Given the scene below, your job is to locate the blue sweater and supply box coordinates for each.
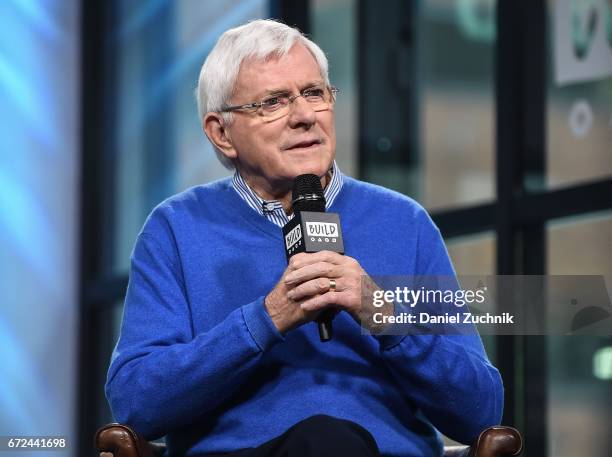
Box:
[106,176,503,457]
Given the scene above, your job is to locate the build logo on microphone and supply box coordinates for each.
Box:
[282,212,344,260]
[306,222,338,243]
[285,224,303,252]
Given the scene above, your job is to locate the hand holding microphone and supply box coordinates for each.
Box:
[281,174,343,341]
[265,174,379,341]
[265,249,383,338]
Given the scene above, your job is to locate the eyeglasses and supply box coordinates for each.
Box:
[220,85,339,121]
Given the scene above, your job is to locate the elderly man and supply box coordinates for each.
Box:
[106,19,503,457]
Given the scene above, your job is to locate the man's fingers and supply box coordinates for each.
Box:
[300,291,344,312]
[299,290,360,314]
[289,277,340,300]
[288,251,344,270]
[284,261,338,285]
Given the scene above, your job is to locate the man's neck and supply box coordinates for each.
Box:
[240,171,331,215]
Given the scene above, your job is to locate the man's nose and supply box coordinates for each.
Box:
[287,96,316,128]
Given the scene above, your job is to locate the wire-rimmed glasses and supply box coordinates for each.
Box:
[220,85,339,122]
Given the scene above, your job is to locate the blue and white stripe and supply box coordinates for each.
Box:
[232,161,344,227]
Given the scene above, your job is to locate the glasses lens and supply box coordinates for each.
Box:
[260,95,289,115]
[307,87,336,113]
[259,86,337,120]
[304,87,326,103]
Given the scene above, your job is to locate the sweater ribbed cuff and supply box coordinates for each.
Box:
[242,297,284,351]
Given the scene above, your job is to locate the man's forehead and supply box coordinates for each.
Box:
[234,44,323,97]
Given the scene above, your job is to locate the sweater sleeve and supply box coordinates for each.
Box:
[105,230,284,440]
[374,208,504,444]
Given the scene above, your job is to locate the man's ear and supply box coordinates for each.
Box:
[203,113,238,161]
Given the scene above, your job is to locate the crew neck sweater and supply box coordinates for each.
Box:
[232,160,343,227]
[106,175,503,457]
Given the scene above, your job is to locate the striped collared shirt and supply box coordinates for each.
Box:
[232,161,343,227]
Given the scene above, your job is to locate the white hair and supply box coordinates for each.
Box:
[196,19,330,169]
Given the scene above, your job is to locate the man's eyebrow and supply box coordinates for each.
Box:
[258,81,325,97]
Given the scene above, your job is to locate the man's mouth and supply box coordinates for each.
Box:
[285,139,322,150]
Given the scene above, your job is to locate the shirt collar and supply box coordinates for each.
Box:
[232,161,344,227]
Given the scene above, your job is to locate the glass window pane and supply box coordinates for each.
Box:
[111,0,268,274]
[447,232,496,275]
[357,0,496,210]
[547,212,612,457]
[419,0,496,210]
[312,0,358,177]
[544,1,612,191]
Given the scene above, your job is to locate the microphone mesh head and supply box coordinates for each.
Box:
[292,174,326,212]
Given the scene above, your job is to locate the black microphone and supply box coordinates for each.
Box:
[282,174,344,342]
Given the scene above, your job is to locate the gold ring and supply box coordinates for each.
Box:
[329,278,336,292]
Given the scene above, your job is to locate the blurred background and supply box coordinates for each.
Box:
[1,0,611,456]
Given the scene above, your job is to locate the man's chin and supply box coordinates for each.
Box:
[288,158,334,180]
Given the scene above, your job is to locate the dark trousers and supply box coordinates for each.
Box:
[204,414,381,457]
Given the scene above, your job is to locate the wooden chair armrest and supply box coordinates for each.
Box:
[96,423,522,457]
[95,423,165,457]
[444,426,523,457]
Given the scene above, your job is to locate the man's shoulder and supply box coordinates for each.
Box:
[158,177,232,210]
[340,175,427,218]
[142,177,233,231]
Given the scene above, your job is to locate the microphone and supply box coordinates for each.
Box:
[282,174,345,342]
